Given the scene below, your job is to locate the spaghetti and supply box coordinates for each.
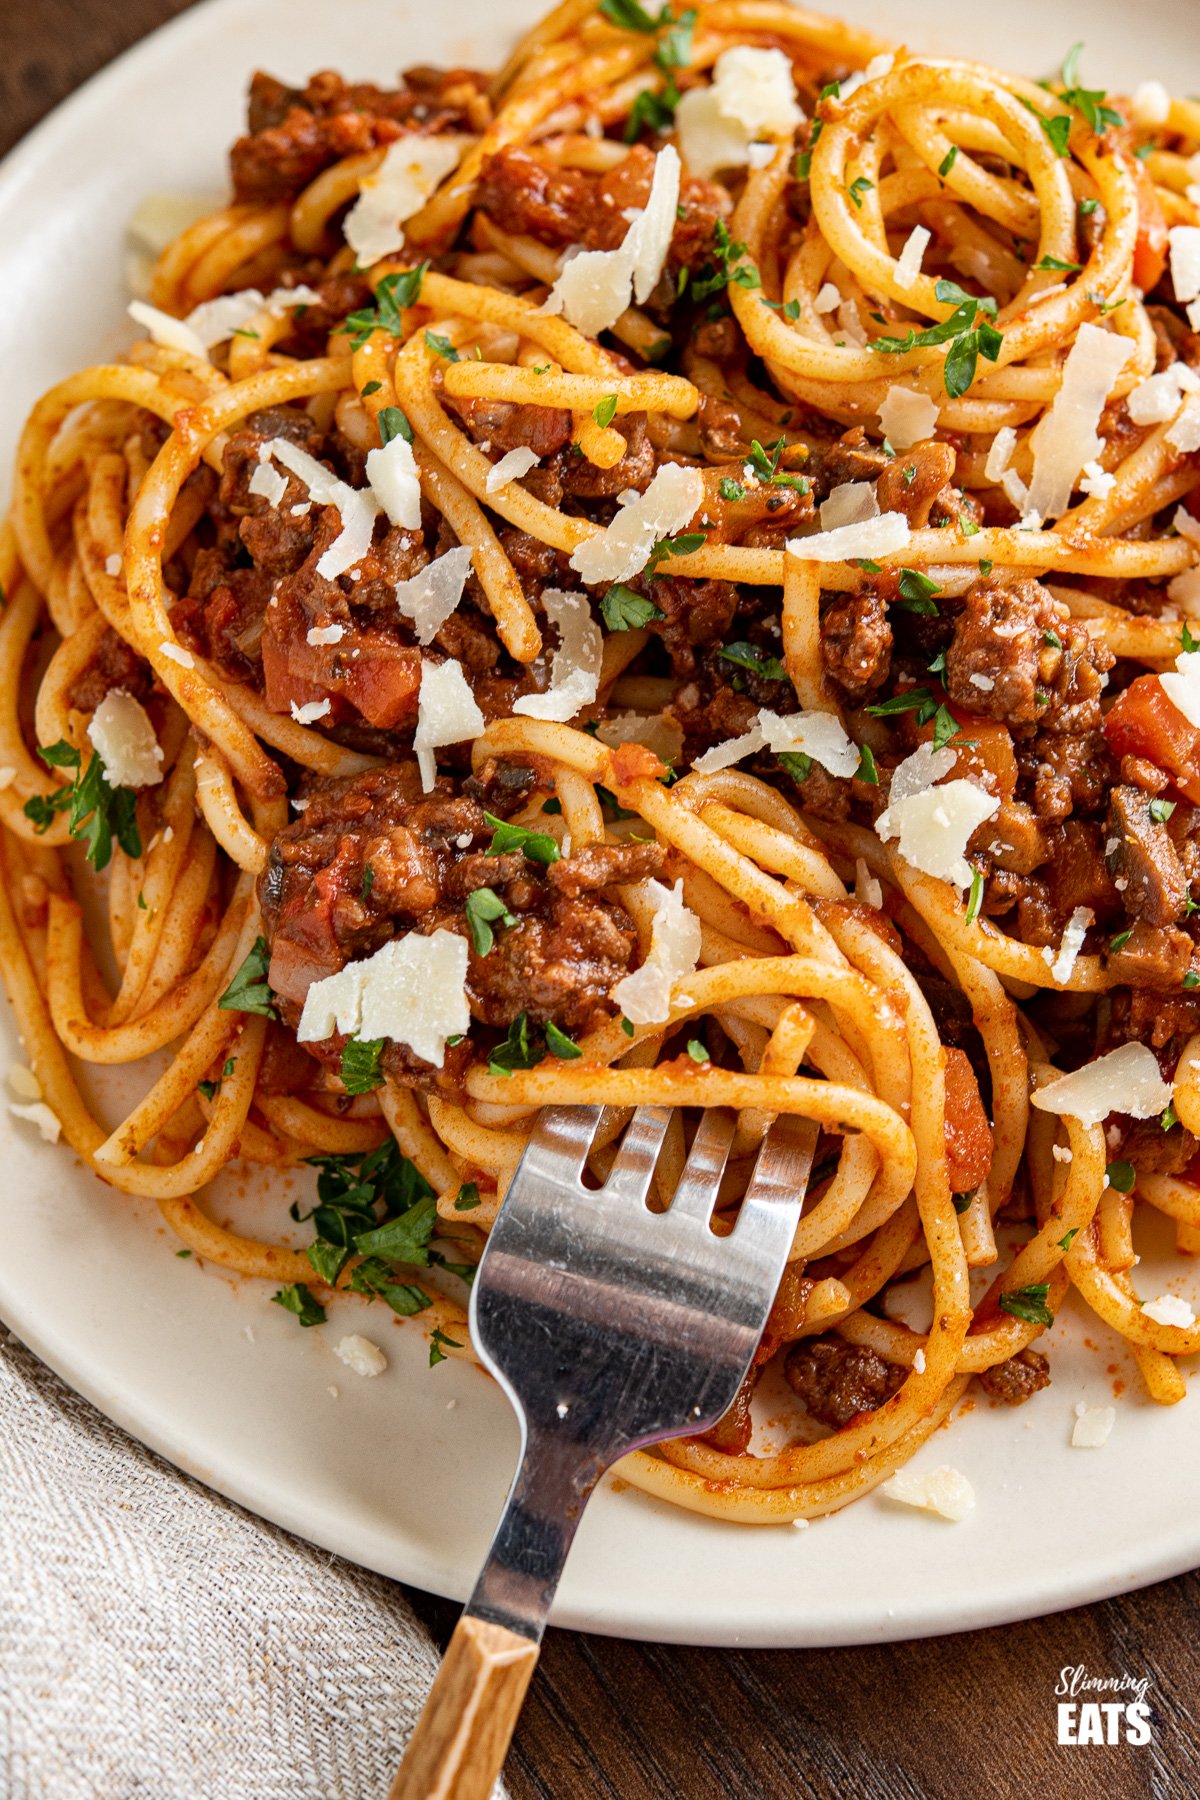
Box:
[3,1,1200,1523]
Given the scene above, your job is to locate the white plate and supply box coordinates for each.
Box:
[1,0,1197,1649]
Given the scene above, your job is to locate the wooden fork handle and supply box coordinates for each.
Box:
[388,1613,539,1800]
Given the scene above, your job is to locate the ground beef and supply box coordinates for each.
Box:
[258,762,663,1094]
[784,1337,907,1429]
[474,145,728,290]
[441,391,574,460]
[977,1349,1051,1405]
[945,577,1115,734]
[1105,785,1187,925]
[231,67,488,204]
[810,426,890,495]
[821,591,892,697]
[1106,920,1195,990]
[699,1370,757,1455]
[66,626,152,712]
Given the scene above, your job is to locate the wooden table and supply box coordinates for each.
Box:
[4,7,1199,1793]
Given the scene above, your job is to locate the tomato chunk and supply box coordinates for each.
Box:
[1131,155,1169,293]
[1104,673,1200,804]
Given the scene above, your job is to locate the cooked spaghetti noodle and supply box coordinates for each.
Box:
[4,0,1200,1523]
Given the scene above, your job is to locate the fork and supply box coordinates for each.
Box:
[388,1103,817,1800]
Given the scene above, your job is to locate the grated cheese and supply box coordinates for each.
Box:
[569,463,703,585]
[513,588,603,722]
[334,1335,388,1377]
[127,299,206,360]
[611,879,702,1025]
[306,624,345,647]
[758,707,860,777]
[786,510,911,564]
[393,544,474,646]
[1127,362,1200,426]
[984,425,1018,484]
[87,691,164,789]
[343,135,467,265]
[290,699,331,725]
[854,857,883,909]
[364,432,421,531]
[894,224,931,290]
[675,47,802,179]
[1160,647,1200,727]
[1132,80,1171,125]
[1079,459,1116,499]
[819,480,878,532]
[839,52,894,99]
[876,385,939,450]
[543,146,680,334]
[876,777,998,889]
[1042,905,1094,984]
[298,927,470,1066]
[1031,1041,1173,1128]
[104,555,122,577]
[9,1100,61,1143]
[183,284,321,349]
[1167,395,1200,454]
[413,659,485,791]
[814,282,840,314]
[485,447,541,492]
[266,437,382,578]
[1174,507,1200,545]
[1026,323,1131,520]
[1142,1292,1196,1328]
[248,459,289,509]
[1169,225,1200,305]
[1071,1403,1115,1448]
[159,641,194,670]
[880,1464,975,1522]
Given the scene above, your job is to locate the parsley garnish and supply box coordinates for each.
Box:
[997,1283,1054,1326]
[1078,197,1099,217]
[429,1326,464,1367]
[464,886,516,955]
[719,476,747,502]
[645,530,707,573]
[355,1191,439,1267]
[488,1012,543,1076]
[896,567,942,612]
[600,585,663,631]
[686,1038,709,1062]
[1018,97,1073,158]
[341,1037,385,1095]
[272,1284,326,1327]
[1162,1102,1179,1132]
[1106,1159,1135,1192]
[197,1057,236,1102]
[1034,254,1083,273]
[424,329,459,362]
[454,1182,481,1211]
[869,278,1003,398]
[931,703,964,752]
[938,145,959,178]
[1059,42,1124,135]
[484,812,560,866]
[349,1260,433,1314]
[1182,621,1200,653]
[847,176,875,209]
[296,1140,432,1287]
[545,1020,582,1060]
[856,743,879,785]
[24,740,141,871]
[340,264,428,348]
[718,641,788,682]
[1109,927,1133,953]
[620,1017,635,1036]
[953,1191,974,1214]
[866,685,937,721]
[1149,797,1176,825]
[778,751,813,785]
[965,868,984,925]
[361,864,376,902]
[218,937,276,1018]
[592,394,619,429]
[378,405,413,446]
[690,218,760,302]
[1058,1227,1079,1251]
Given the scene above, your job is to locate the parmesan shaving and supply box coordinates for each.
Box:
[344,135,467,266]
[248,459,288,509]
[984,425,1017,484]
[876,777,998,889]
[364,432,421,531]
[675,47,802,179]
[894,224,930,290]
[1169,225,1200,305]
[569,463,703,585]
[1042,905,1093,984]
[393,545,474,646]
[297,928,470,1068]
[1031,1041,1173,1128]
[1132,80,1171,125]
[1078,459,1115,499]
[880,1464,975,1522]
[786,511,911,564]
[819,481,878,532]
[876,385,938,450]
[127,299,206,360]
[513,588,603,722]
[1071,1404,1115,1448]
[183,284,321,349]
[1142,1292,1196,1328]
[1167,395,1200,454]
[335,1335,387,1377]
[87,691,164,789]
[9,1101,61,1144]
[486,447,541,492]
[306,624,345,647]
[610,879,701,1025]
[1160,648,1200,727]
[266,437,382,577]
[814,282,840,314]
[543,146,680,334]
[290,699,331,725]
[413,660,485,791]
[758,707,860,777]
[1127,362,1200,426]
[1026,323,1131,519]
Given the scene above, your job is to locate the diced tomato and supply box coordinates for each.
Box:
[1131,155,1169,293]
[1104,674,1200,805]
[611,741,667,784]
[917,705,1017,799]
[340,637,422,729]
[260,598,422,731]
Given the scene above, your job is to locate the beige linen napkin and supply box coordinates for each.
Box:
[0,1330,506,1799]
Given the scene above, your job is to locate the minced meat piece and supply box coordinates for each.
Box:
[258,762,651,1095]
[946,577,1114,734]
[821,591,892,697]
[1105,784,1187,925]
[977,1349,1050,1405]
[784,1337,906,1429]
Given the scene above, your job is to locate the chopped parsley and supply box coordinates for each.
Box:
[429,1326,464,1367]
[24,739,141,871]
[197,1057,236,1102]
[965,868,984,925]
[272,1284,326,1327]
[952,1191,974,1215]
[361,865,376,902]
[855,742,879,785]
[896,567,942,612]
[545,1020,582,1060]
[484,812,561,866]
[719,476,747,502]
[1058,1227,1079,1251]
[847,176,875,209]
[690,218,760,302]
[1109,927,1133,953]
[1034,254,1083,273]
[340,1037,385,1095]
[745,436,809,492]
[340,264,428,348]
[1105,1159,1136,1192]
[294,1140,432,1288]
[218,937,276,1018]
[1182,621,1200,654]
[593,393,619,429]
[778,751,813,785]
[931,703,965,752]
[866,685,937,723]
[869,278,1002,399]
[1162,1102,1179,1132]
[717,640,788,682]
[937,145,959,178]
[454,1182,482,1211]
[1018,97,1073,158]
[464,886,516,956]
[997,1283,1054,1327]
[686,1038,709,1062]
[645,530,707,574]
[620,1017,635,1036]
[600,584,663,631]
[378,405,414,446]
[1058,42,1124,135]
[488,1012,545,1076]
[1149,797,1177,825]
[424,329,459,361]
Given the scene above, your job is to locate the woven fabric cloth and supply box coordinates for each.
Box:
[0,1329,503,1800]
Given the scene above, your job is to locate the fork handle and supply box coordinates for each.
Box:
[388,1613,538,1800]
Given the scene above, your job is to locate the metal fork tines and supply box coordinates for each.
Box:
[466,1104,818,1643]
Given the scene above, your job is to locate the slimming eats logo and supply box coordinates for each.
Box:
[1055,1666,1153,1745]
